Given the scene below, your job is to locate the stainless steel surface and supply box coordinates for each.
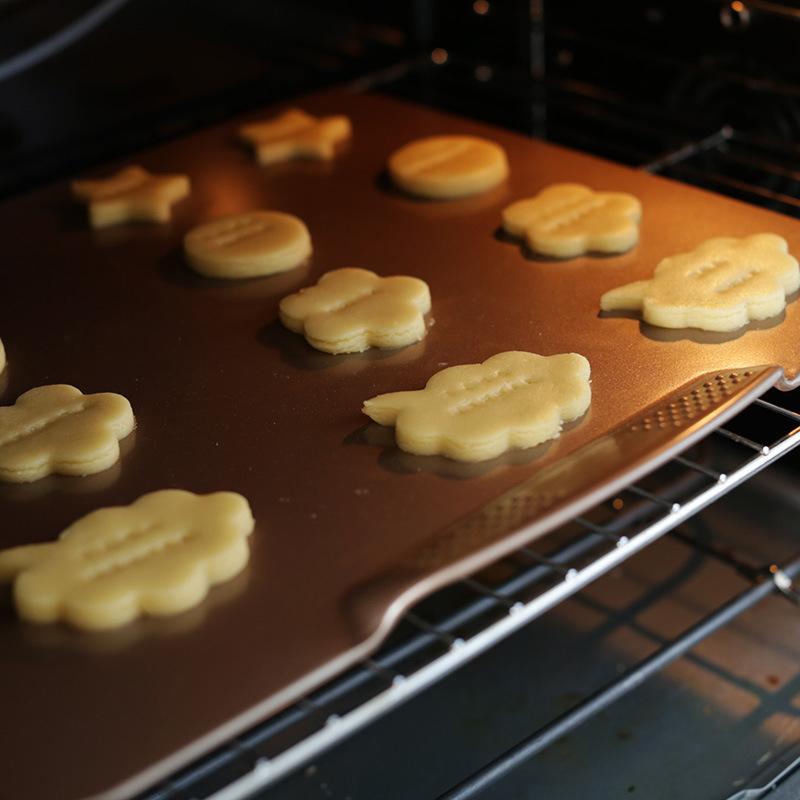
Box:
[1,88,800,800]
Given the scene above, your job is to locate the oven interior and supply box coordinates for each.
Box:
[3,2,800,799]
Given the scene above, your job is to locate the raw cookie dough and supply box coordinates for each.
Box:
[388,135,509,199]
[0,384,134,483]
[502,183,641,258]
[239,108,352,165]
[71,165,190,228]
[279,267,431,353]
[363,351,591,462]
[601,233,800,332]
[184,210,312,279]
[0,490,254,630]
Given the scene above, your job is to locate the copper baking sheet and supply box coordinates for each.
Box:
[1,88,799,800]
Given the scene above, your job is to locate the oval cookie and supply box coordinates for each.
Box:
[0,490,254,631]
[279,267,431,353]
[363,351,591,462]
[184,211,312,279]
[601,233,800,332]
[388,135,509,199]
[0,384,134,483]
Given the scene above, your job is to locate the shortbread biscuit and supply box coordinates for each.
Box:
[0,384,134,483]
[184,210,312,279]
[601,233,800,332]
[239,108,352,166]
[280,268,431,353]
[502,183,641,258]
[388,135,509,199]
[363,351,591,462]
[0,490,254,630]
[71,165,190,228]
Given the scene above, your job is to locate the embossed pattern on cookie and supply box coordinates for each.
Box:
[0,384,134,483]
[0,490,254,630]
[502,183,641,258]
[601,233,800,332]
[363,351,591,462]
[71,165,190,228]
[279,268,432,353]
[239,108,352,166]
[388,135,509,199]
[184,210,312,278]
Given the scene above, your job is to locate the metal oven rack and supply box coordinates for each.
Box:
[137,48,800,800]
[137,393,800,800]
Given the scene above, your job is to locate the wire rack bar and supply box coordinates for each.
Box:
[204,417,800,800]
[437,556,800,800]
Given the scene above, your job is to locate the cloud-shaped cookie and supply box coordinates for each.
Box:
[71,165,190,228]
[0,385,134,483]
[0,490,254,630]
[601,233,800,332]
[363,351,591,462]
[280,267,432,353]
[239,108,352,165]
[502,183,641,258]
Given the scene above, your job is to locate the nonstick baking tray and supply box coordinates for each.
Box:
[1,88,799,800]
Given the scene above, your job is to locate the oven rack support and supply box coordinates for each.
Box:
[141,398,800,800]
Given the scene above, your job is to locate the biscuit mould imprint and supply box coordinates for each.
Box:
[3,89,800,800]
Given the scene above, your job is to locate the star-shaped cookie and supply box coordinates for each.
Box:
[280,268,431,353]
[601,233,800,331]
[0,490,254,630]
[71,165,190,228]
[363,351,591,462]
[502,183,641,258]
[239,108,352,166]
[0,384,134,482]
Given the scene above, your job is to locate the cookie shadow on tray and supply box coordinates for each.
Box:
[258,319,427,372]
[598,300,793,344]
[493,227,634,263]
[345,422,557,480]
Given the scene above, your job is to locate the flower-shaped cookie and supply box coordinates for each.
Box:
[71,165,190,228]
[0,490,254,630]
[601,233,800,332]
[363,351,591,462]
[0,385,134,482]
[239,108,352,165]
[502,183,641,258]
[388,135,509,199]
[280,267,432,353]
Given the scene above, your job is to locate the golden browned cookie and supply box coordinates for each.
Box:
[0,490,254,631]
[71,165,190,228]
[239,108,352,165]
[363,351,591,462]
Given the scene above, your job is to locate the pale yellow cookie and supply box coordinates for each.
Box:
[0,490,254,630]
[71,165,190,228]
[184,210,312,279]
[0,336,5,375]
[0,384,134,483]
[279,268,431,353]
[363,351,591,462]
[388,135,509,199]
[601,233,800,332]
[502,183,641,258]
[239,108,352,166]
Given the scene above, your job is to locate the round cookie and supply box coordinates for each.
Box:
[184,211,312,279]
[388,135,509,200]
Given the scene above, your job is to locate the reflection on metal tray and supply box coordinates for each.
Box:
[1,88,800,800]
